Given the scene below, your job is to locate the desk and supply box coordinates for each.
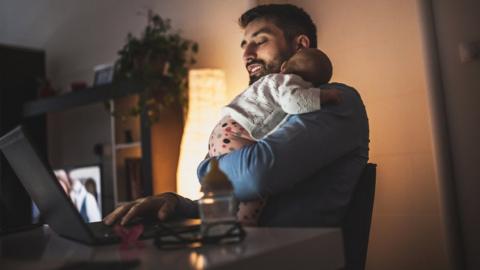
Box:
[0,225,344,270]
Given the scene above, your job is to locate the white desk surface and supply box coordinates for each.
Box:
[0,225,344,270]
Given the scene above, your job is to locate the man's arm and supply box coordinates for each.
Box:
[197,84,368,201]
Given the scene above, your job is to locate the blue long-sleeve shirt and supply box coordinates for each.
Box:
[179,83,369,227]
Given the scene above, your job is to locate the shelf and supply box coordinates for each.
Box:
[115,141,141,150]
[22,80,147,117]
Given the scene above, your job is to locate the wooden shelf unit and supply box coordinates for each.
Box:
[22,81,154,210]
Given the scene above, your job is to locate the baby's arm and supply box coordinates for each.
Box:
[276,74,341,114]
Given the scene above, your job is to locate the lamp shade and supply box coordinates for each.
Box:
[176,69,227,199]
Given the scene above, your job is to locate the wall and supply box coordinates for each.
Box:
[0,0,251,99]
[429,0,480,269]
[276,0,449,269]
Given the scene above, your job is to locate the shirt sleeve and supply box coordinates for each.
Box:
[197,84,368,201]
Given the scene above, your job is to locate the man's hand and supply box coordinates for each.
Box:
[103,193,179,226]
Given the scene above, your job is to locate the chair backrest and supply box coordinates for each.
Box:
[342,163,377,270]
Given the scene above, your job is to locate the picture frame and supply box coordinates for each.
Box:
[93,63,114,86]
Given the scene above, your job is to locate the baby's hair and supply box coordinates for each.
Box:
[284,48,332,86]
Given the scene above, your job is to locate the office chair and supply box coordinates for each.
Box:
[342,163,377,270]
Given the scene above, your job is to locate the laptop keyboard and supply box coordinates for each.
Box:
[87,219,201,240]
[88,222,119,239]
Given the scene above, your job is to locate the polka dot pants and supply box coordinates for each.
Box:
[208,116,253,156]
[208,116,267,226]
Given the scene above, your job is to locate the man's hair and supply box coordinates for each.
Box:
[239,4,317,48]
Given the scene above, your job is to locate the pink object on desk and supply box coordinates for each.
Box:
[113,224,145,249]
[70,81,88,91]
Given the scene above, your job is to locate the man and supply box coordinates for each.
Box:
[104,4,369,227]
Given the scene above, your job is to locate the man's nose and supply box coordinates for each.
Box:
[243,43,257,64]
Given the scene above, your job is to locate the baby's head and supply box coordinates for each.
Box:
[280,48,332,86]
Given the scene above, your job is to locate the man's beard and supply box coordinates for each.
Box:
[248,48,294,85]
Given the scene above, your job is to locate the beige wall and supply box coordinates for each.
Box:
[33,0,252,98]
[278,0,449,269]
[428,0,480,269]
[0,0,252,97]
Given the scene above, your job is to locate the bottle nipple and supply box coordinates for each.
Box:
[201,159,233,194]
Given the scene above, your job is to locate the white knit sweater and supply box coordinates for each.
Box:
[222,73,321,140]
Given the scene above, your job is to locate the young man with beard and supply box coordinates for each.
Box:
[104,4,369,228]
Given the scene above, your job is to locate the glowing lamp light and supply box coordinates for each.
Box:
[177,69,227,200]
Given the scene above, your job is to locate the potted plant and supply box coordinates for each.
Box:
[112,10,198,123]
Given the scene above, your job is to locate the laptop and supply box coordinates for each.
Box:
[0,125,200,245]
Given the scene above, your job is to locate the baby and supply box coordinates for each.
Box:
[207,48,340,226]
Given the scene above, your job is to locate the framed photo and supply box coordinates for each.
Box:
[93,63,114,86]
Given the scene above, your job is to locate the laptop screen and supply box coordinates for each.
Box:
[0,126,93,242]
[32,165,103,224]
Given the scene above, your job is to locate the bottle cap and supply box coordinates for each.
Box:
[201,158,233,194]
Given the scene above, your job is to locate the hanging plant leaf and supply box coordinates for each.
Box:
[112,10,198,123]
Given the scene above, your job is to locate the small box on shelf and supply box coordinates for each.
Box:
[115,141,141,150]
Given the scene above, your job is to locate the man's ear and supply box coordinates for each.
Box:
[294,35,311,51]
[280,61,287,73]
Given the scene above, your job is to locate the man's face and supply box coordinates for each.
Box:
[241,19,294,85]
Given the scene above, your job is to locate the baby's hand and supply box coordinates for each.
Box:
[320,89,343,105]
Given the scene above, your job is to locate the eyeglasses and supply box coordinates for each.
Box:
[154,221,246,250]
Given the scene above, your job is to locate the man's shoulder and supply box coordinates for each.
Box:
[323,82,358,92]
[322,82,363,103]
